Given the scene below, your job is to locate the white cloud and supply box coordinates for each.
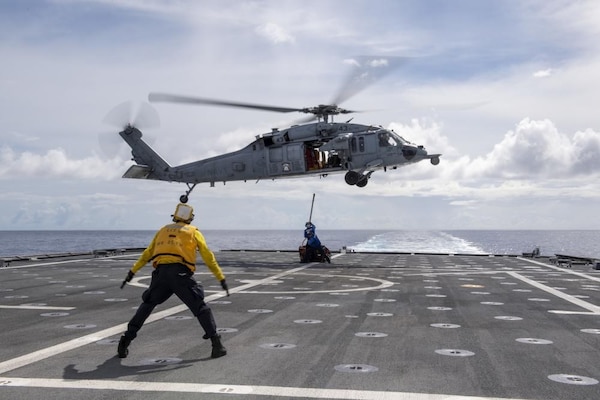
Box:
[0,146,127,180]
[533,69,553,78]
[255,22,295,44]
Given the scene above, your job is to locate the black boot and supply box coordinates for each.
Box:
[117,335,131,358]
[210,334,227,358]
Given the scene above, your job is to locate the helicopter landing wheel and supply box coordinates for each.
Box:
[179,183,197,204]
[344,171,360,185]
[356,177,368,187]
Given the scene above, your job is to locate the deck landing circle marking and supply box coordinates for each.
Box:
[516,338,553,344]
[237,272,393,294]
[374,298,396,302]
[481,302,504,306]
[210,300,231,304]
[316,303,339,307]
[260,343,296,349]
[428,306,453,311]
[104,298,128,302]
[334,364,378,373]
[435,349,475,357]
[138,357,182,366]
[355,332,388,338]
[548,374,599,385]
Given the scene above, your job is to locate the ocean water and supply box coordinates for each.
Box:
[0,230,599,259]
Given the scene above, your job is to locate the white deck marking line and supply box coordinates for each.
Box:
[0,305,75,310]
[519,257,600,283]
[0,377,532,400]
[506,271,600,315]
[0,263,313,375]
[0,258,95,269]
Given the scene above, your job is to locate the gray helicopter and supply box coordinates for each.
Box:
[115,58,441,203]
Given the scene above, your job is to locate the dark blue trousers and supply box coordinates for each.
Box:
[124,263,217,340]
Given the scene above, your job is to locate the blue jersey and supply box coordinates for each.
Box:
[304,223,321,248]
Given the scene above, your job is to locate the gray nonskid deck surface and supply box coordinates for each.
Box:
[1,250,599,400]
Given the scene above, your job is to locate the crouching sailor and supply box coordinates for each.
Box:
[118,203,229,359]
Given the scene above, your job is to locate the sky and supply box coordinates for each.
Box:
[1,0,599,231]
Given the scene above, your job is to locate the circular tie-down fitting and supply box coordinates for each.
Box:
[137,357,183,366]
[548,374,599,385]
[431,323,461,329]
[366,312,393,317]
[334,364,379,373]
[40,312,70,317]
[435,349,475,357]
[259,343,297,350]
[201,385,253,395]
[355,332,388,338]
[294,319,322,324]
[64,324,97,330]
[247,309,273,314]
[515,338,553,345]
[581,328,600,335]
[494,316,523,321]
[217,327,238,334]
[427,306,453,311]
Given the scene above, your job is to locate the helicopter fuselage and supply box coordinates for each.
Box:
[120,121,440,189]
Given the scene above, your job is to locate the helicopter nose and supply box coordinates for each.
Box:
[402,145,418,160]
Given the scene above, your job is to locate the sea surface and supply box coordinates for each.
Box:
[1,230,599,259]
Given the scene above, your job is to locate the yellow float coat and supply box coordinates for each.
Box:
[131,222,224,281]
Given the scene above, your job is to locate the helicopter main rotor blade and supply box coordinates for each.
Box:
[149,93,304,114]
[332,56,409,105]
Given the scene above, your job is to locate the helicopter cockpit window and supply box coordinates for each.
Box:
[378,131,398,147]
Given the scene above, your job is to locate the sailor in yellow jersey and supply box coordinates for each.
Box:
[118,203,229,359]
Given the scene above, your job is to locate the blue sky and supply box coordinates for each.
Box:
[1,0,599,230]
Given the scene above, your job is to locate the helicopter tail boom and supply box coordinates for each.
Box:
[119,126,172,180]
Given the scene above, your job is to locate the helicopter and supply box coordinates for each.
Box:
[114,57,441,203]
